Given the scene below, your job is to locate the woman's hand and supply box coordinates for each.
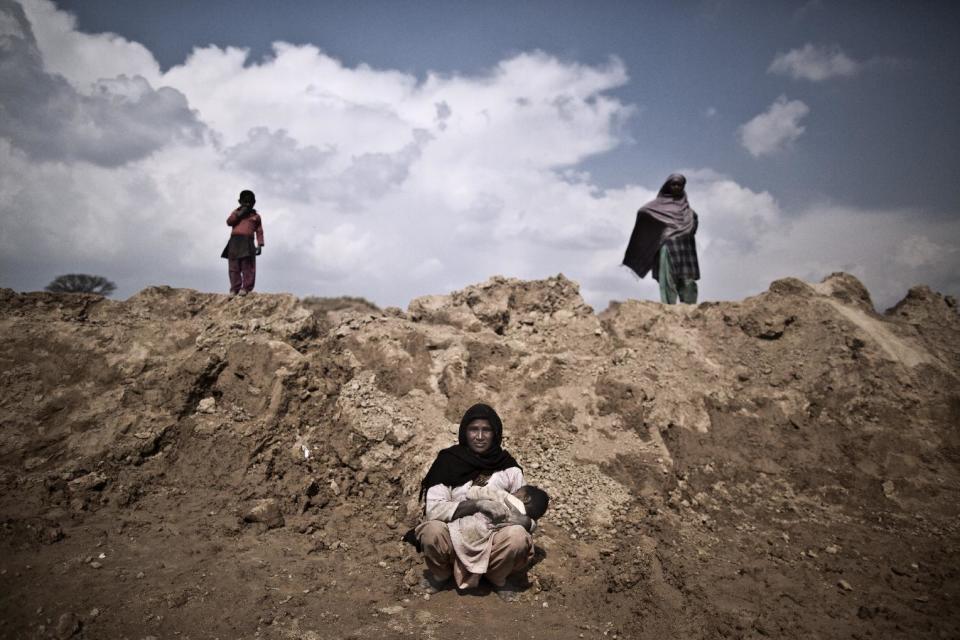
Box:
[449,499,523,526]
[451,499,477,520]
[491,503,534,531]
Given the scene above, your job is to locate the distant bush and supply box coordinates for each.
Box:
[45,274,117,297]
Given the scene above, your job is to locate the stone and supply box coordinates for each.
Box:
[740,312,795,340]
[837,579,853,592]
[68,472,108,493]
[242,499,285,529]
[403,568,420,587]
[55,612,80,639]
[378,605,404,616]
[197,397,216,413]
[882,480,895,497]
[39,525,64,545]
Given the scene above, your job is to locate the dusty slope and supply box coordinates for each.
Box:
[0,274,958,640]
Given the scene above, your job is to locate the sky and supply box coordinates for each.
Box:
[1,0,958,311]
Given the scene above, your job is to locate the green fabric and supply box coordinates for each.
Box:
[657,245,698,304]
[678,279,698,304]
[658,245,676,304]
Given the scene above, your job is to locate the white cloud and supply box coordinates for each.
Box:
[769,43,861,81]
[305,223,373,279]
[20,0,161,91]
[738,95,809,157]
[685,170,780,246]
[895,234,949,269]
[0,0,204,166]
[700,204,960,310]
[223,127,334,202]
[411,258,443,280]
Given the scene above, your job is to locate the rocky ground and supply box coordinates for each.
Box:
[0,273,958,640]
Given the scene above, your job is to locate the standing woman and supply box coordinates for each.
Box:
[622,173,700,304]
[411,403,533,598]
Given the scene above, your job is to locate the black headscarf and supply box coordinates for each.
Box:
[417,403,520,501]
[643,174,696,238]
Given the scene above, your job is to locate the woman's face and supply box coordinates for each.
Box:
[465,418,495,455]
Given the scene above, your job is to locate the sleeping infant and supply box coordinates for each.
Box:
[447,483,549,589]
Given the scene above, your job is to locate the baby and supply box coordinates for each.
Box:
[447,484,549,589]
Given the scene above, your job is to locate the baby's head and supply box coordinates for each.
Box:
[512,484,549,520]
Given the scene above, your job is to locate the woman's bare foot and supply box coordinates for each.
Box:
[418,571,451,595]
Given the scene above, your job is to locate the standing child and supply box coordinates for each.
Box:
[221,189,264,296]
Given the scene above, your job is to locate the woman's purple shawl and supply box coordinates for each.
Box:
[622,174,697,279]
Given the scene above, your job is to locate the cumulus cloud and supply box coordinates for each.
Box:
[738,95,809,157]
[411,257,443,280]
[895,234,950,269]
[304,223,373,279]
[19,0,161,90]
[769,43,861,81]
[701,204,960,310]
[223,127,334,201]
[0,0,204,166]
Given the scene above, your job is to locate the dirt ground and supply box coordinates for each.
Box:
[1,273,958,640]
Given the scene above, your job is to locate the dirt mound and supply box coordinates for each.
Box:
[1,273,958,639]
[300,295,382,333]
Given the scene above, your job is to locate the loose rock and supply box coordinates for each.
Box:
[242,499,285,529]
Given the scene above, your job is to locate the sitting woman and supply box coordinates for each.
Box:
[414,403,534,597]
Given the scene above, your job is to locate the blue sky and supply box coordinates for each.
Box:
[1,0,958,310]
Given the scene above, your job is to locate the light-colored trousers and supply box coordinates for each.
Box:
[417,520,533,588]
[658,245,698,304]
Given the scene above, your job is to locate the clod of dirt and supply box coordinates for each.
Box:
[196,397,216,414]
[242,498,285,529]
[67,472,107,493]
[55,612,80,639]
